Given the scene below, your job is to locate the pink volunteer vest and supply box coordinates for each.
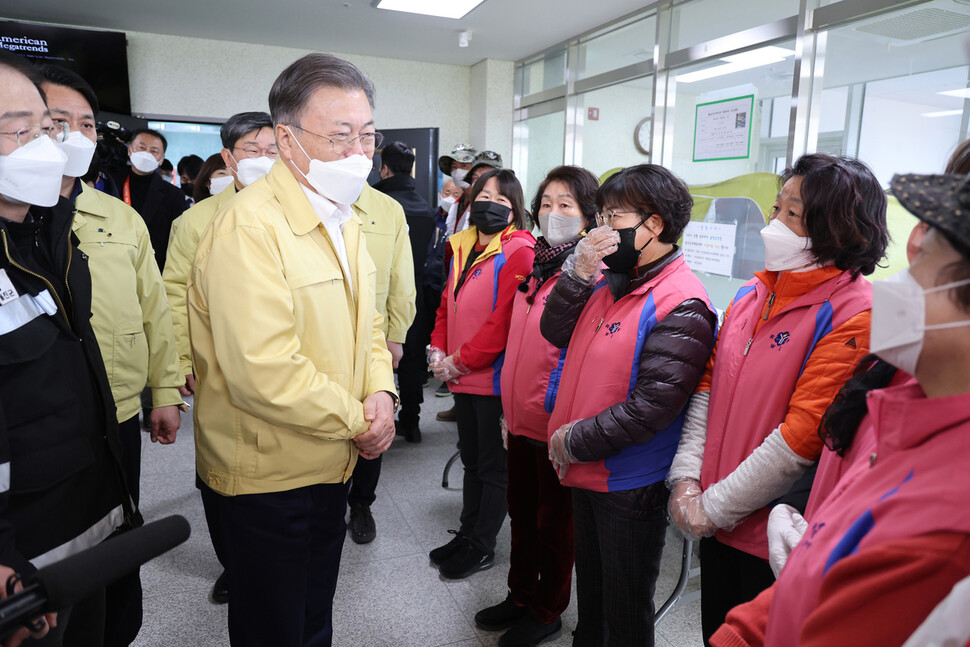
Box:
[445,229,533,396]
[701,270,871,559]
[548,255,714,492]
[765,384,970,645]
[501,274,567,442]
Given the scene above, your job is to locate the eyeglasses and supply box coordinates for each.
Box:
[292,125,383,155]
[0,121,70,147]
[233,145,280,159]
[595,209,640,228]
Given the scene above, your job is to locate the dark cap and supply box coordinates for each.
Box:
[891,173,970,257]
[438,144,477,176]
[468,150,503,178]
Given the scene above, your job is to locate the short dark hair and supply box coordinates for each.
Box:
[160,158,173,172]
[269,53,375,127]
[946,139,970,176]
[782,154,889,276]
[380,141,414,176]
[38,64,99,114]
[130,128,167,152]
[177,154,204,179]
[470,168,529,231]
[597,164,693,244]
[220,111,273,150]
[194,152,228,203]
[531,165,599,233]
[0,51,46,102]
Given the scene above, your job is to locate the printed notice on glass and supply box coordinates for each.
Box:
[692,95,754,162]
[682,221,736,277]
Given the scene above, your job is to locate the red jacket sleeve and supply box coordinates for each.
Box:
[429,265,450,352]
[798,532,970,647]
[456,245,535,371]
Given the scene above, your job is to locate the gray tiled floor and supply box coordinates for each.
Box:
[132,382,703,647]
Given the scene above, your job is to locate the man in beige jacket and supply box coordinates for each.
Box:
[187,53,396,647]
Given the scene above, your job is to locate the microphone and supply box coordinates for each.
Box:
[0,515,190,639]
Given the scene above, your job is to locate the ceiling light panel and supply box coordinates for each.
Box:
[373,0,486,20]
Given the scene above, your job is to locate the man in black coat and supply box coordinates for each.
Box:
[113,128,188,272]
[373,142,435,442]
[0,51,137,645]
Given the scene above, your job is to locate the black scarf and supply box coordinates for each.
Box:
[518,236,581,304]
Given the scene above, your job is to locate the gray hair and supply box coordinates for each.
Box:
[269,53,376,127]
[220,111,273,149]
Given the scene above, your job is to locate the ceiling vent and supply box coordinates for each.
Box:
[853,1,970,44]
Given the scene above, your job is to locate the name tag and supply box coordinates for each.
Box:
[0,269,18,306]
[0,289,59,335]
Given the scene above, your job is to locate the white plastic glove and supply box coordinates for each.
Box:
[767,503,808,578]
[668,479,716,539]
[562,227,618,284]
[432,353,469,383]
[427,345,446,372]
[548,421,580,480]
[500,416,509,449]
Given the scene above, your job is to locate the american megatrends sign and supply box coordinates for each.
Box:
[0,20,131,115]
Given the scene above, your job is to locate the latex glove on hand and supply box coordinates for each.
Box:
[685,491,718,539]
[548,421,581,479]
[767,503,808,578]
[432,354,469,384]
[668,479,703,536]
[567,226,619,283]
[427,345,446,372]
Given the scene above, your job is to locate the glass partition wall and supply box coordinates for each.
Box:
[513,0,970,308]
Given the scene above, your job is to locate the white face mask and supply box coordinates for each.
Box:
[451,168,470,190]
[130,150,160,174]
[232,154,274,187]
[871,268,970,376]
[58,131,97,178]
[286,126,371,205]
[438,194,457,212]
[539,212,583,247]
[208,175,234,195]
[0,135,69,207]
[761,218,815,271]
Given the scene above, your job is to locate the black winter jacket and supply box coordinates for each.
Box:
[540,247,717,462]
[0,198,136,574]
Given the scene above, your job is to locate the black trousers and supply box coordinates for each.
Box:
[571,482,669,647]
[699,536,776,646]
[347,455,381,508]
[453,393,507,554]
[398,284,441,426]
[201,481,349,647]
[198,473,228,571]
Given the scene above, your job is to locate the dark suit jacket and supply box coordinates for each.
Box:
[114,170,189,271]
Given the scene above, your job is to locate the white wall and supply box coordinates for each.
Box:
[469,58,515,162]
[124,31,475,154]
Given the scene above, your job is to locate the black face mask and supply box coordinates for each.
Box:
[470,200,512,235]
[602,219,653,273]
[181,183,195,198]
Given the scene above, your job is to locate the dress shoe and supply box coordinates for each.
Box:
[395,420,422,443]
[475,592,529,631]
[499,615,562,647]
[348,504,377,544]
[436,406,457,422]
[210,570,229,605]
[438,542,493,579]
[429,530,466,566]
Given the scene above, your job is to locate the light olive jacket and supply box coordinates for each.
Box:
[356,183,415,343]
[71,183,183,422]
[187,161,396,496]
[163,183,236,377]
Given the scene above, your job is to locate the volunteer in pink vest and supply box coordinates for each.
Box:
[474,166,599,647]
[666,154,890,643]
[427,168,536,580]
[709,171,970,646]
[541,164,718,646]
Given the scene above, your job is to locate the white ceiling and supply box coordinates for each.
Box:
[0,0,648,66]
